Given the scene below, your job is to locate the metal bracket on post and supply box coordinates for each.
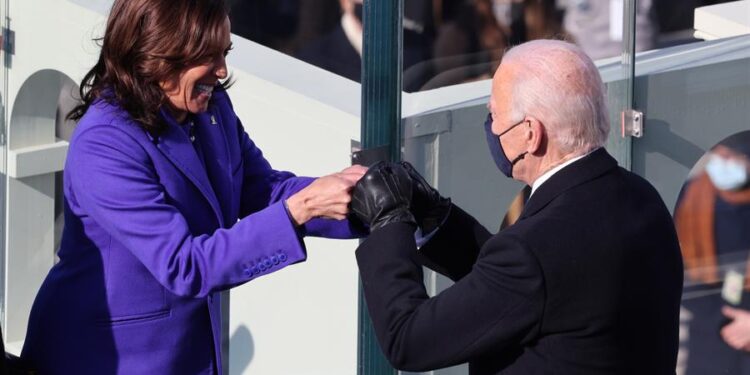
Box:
[621,109,643,138]
[2,24,14,68]
[351,141,390,167]
[1,27,13,54]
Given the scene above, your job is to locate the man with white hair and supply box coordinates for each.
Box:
[350,40,683,374]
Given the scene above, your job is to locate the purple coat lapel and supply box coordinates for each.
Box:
[156,111,226,228]
[194,110,235,227]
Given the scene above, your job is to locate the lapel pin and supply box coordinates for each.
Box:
[210,115,217,125]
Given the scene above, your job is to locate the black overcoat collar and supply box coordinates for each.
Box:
[519,148,619,220]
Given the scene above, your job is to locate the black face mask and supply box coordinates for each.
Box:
[483,113,527,178]
[353,3,363,23]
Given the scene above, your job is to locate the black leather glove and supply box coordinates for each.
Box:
[400,161,451,234]
[351,161,417,232]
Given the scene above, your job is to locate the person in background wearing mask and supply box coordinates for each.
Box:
[675,131,750,375]
[348,40,683,374]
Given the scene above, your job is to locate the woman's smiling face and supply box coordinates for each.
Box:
[161,17,232,123]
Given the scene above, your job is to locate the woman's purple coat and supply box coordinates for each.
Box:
[21,88,361,374]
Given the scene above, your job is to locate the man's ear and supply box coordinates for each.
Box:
[526,117,546,155]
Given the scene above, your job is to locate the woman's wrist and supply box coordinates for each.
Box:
[285,193,312,226]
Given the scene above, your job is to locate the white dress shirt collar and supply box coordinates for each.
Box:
[529,148,598,197]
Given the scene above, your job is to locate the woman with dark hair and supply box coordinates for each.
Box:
[20,0,365,374]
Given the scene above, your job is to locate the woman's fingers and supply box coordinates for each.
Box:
[318,203,350,220]
[291,166,378,222]
[337,165,368,183]
[335,173,361,185]
[341,164,368,176]
[294,174,356,220]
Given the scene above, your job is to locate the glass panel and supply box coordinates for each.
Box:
[628,33,750,374]
[407,0,641,92]
[394,1,642,373]
[0,0,7,349]
[401,0,748,93]
[395,35,750,374]
[229,0,434,92]
[675,131,750,375]
[416,0,565,91]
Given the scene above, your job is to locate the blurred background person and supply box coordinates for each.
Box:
[292,0,346,52]
[229,0,307,54]
[427,0,569,89]
[519,0,566,42]
[294,0,365,83]
[426,0,509,89]
[675,131,750,375]
[294,0,435,91]
[558,0,656,60]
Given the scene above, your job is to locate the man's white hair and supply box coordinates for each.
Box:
[501,40,609,154]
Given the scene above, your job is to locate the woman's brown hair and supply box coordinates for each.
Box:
[68,0,232,134]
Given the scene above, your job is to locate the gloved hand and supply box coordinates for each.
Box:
[400,161,451,234]
[350,161,417,232]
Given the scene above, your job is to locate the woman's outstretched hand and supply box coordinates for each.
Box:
[285,165,368,225]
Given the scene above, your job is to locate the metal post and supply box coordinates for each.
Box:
[608,0,639,168]
[623,0,637,110]
[357,0,403,374]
